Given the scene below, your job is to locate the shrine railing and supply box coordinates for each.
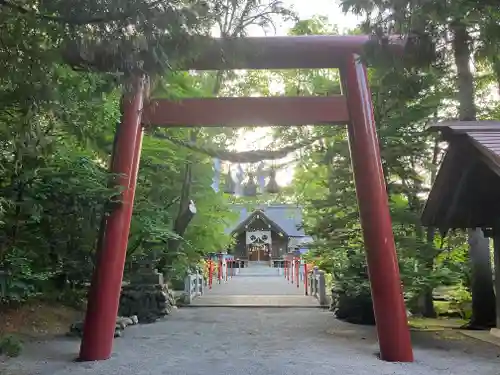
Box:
[184,272,204,304]
[308,267,328,306]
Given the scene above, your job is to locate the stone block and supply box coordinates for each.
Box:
[118,283,175,324]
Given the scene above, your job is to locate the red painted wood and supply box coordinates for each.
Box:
[304,263,308,296]
[340,55,413,362]
[218,256,222,284]
[209,261,213,289]
[295,259,299,288]
[79,76,145,361]
[142,96,349,127]
[181,35,405,70]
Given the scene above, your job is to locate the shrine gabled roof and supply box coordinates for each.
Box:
[421,121,500,230]
[225,204,306,237]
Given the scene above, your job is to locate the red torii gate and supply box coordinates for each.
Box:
[78,35,413,363]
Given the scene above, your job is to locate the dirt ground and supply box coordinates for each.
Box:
[0,301,83,338]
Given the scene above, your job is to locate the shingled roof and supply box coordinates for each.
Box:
[429,120,500,167]
[421,120,500,230]
[225,204,307,237]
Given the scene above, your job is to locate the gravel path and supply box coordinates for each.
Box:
[2,307,499,375]
[3,270,499,374]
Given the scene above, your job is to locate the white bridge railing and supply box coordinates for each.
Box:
[184,272,204,304]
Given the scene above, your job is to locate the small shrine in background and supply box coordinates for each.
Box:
[224,204,312,264]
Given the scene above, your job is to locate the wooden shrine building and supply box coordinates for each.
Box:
[226,204,312,263]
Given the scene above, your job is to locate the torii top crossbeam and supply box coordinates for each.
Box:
[181,35,406,70]
[142,35,405,128]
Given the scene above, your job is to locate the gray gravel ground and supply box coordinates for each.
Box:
[2,307,499,375]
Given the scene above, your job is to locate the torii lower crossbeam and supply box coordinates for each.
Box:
[79,35,413,364]
[142,96,349,127]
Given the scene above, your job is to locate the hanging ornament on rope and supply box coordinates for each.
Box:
[234,164,245,196]
[243,172,259,197]
[211,158,221,193]
[256,161,266,194]
[223,169,236,195]
[266,167,280,194]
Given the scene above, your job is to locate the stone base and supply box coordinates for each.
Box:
[489,328,500,338]
[118,283,175,324]
[68,315,138,338]
[130,271,164,285]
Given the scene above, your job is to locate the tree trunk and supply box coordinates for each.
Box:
[166,161,194,252]
[418,287,437,318]
[452,22,496,328]
[491,57,500,97]
[467,228,496,328]
[452,22,476,121]
[417,134,440,318]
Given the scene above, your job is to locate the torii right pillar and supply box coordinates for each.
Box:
[341,54,414,362]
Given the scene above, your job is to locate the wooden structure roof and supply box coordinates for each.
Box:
[226,204,307,237]
[421,121,500,230]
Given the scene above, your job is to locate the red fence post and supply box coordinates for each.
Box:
[290,258,294,284]
[79,76,145,361]
[209,260,213,289]
[304,263,308,295]
[296,259,299,288]
[217,254,222,284]
[340,54,413,362]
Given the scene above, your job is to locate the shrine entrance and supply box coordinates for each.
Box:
[248,244,270,262]
[78,35,414,363]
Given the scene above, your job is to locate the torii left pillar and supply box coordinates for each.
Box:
[79,76,146,361]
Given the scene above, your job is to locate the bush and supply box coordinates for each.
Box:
[331,284,375,325]
[329,246,375,325]
[169,278,185,291]
[435,285,472,319]
[0,334,23,357]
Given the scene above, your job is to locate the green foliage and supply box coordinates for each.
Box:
[0,0,296,308]
[0,334,23,357]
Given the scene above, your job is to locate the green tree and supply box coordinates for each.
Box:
[340,0,499,327]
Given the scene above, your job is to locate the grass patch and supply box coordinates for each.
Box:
[409,317,467,331]
[0,334,23,357]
